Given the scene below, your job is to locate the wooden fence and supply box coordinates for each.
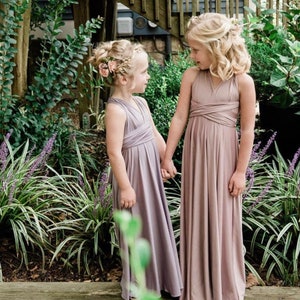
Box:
[119,0,299,37]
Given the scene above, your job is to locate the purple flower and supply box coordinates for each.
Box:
[243,167,255,200]
[78,175,84,188]
[286,147,300,177]
[8,180,16,205]
[0,130,13,172]
[250,141,262,161]
[257,131,277,161]
[24,133,57,183]
[247,178,273,214]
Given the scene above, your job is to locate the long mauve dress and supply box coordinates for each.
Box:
[180,70,246,300]
[108,96,182,300]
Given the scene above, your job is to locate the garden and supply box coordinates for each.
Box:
[0,0,300,291]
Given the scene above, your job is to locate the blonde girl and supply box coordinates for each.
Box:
[162,13,256,300]
[89,39,182,300]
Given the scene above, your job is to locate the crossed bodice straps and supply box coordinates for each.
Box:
[122,123,154,150]
[189,101,239,127]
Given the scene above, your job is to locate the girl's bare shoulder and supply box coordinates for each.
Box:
[182,66,199,83]
[236,72,254,87]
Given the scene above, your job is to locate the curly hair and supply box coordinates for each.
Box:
[88,39,145,86]
[185,13,251,81]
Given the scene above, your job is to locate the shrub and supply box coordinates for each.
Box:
[243,135,300,285]
[0,132,116,274]
[142,51,194,169]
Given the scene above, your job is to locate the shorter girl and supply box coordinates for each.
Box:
[89,39,182,300]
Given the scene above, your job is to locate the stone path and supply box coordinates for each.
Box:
[0,282,300,299]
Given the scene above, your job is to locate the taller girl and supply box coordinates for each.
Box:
[161,13,256,300]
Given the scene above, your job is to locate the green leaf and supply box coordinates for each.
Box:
[134,238,151,269]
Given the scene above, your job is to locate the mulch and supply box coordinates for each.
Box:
[0,237,122,283]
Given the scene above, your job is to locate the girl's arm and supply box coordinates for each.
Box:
[142,97,166,160]
[161,67,198,177]
[105,103,136,208]
[228,73,256,197]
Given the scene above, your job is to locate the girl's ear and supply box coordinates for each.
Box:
[119,74,128,85]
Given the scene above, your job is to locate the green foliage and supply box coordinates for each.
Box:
[243,143,300,285]
[0,0,29,136]
[20,3,102,146]
[244,2,300,107]
[0,133,116,274]
[49,140,115,274]
[0,132,57,268]
[0,0,103,152]
[165,176,181,245]
[142,52,194,168]
[114,210,160,300]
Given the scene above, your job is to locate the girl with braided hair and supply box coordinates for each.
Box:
[89,39,182,300]
[161,13,256,300]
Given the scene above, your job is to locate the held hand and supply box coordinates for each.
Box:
[228,171,246,197]
[161,169,171,182]
[120,186,136,208]
[161,159,177,178]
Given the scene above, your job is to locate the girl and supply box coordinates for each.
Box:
[89,39,182,300]
[161,13,256,300]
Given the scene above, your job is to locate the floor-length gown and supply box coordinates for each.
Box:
[180,70,246,300]
[108,96,182,300]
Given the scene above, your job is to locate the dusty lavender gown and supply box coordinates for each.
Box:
[180,70,246,300]
[108,96,182,300]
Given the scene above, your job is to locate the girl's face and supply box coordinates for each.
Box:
[129,52,150,94]
[188,39,212,70]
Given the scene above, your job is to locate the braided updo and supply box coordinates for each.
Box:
[88,39,145,86]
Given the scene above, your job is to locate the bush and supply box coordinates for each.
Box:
[243,134,300,286]
[0,132,116,274]
[142,51,194,169]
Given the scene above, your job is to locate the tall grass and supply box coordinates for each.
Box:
[0,132,116,274]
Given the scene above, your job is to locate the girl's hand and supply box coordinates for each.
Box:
[228,171,246,197]
[161,169,171,182]
[161,159,177,178]
[120,186,136,208]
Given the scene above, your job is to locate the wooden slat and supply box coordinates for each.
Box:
[204,0,209,12]
[167,0,172,29]
[141,0,146,13]
[216,0,220,13]
[178,0,185,36]
[229,0,233,17]
[192,0,197,16]
[243,0,249,18]
[235,0,239,18]
[117,0,292,41]
[154,0,159,21]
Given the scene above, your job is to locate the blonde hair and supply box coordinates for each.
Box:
[88,39,145,86]
[185,13,251,80]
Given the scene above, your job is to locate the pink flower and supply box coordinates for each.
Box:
[99,63,109,77]
[108,60,117,73]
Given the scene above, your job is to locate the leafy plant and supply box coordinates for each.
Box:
[165,176,181,245]
[0,0,103,153]
[244,2,300,108]
[142,51,194,169]
[0,0,29,136]
[243,137,300,285]
[0,132,115,274]
[0,131,57,268]
[49,140,115,274]
[114,210,160,300]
